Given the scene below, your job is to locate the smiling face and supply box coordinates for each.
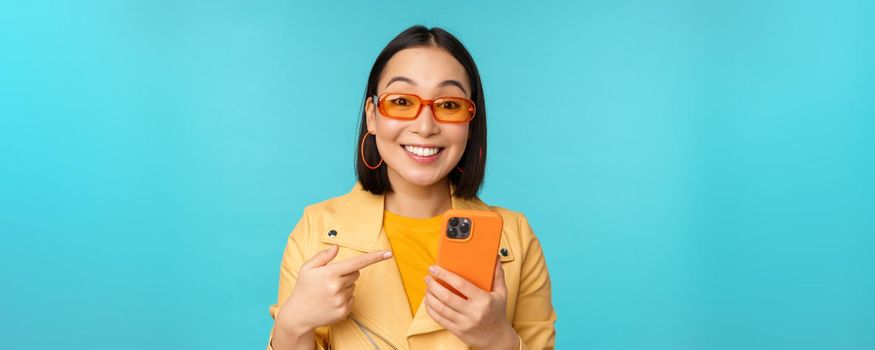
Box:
[365,46,471,189]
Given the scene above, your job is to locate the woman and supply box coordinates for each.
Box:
[267,25,557,350]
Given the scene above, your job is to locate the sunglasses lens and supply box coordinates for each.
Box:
[379,94,474,122]
[381,94,421,118]
[434,97,474,122]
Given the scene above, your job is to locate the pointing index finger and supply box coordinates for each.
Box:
[330,250,393,275]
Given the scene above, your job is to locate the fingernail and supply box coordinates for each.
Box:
[383,251,393,259]
[428,265,437,274]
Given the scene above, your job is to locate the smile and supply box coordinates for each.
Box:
[401,144,445,163]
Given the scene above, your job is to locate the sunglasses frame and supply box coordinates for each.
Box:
[373,92,476,124]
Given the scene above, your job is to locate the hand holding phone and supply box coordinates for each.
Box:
[426,209,518,349]
[435,209,503,297]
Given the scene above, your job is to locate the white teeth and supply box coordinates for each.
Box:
[404,145,440,157]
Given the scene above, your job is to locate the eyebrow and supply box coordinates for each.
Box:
[384,76,468,95]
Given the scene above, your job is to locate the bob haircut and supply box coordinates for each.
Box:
[356,25,487,199]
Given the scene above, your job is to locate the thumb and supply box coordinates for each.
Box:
[492,255,507,295]
[302,245,339,270]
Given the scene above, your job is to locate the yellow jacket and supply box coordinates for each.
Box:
[267,183,557,349]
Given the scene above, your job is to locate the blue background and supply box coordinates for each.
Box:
[2,0,873,349]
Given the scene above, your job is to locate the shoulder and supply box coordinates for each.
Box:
[487,205,534,233]
[488,205,526,222]
[298,182,382,221]
[286,189,356,246]
[483,204,541,255]
[299,190,352,222]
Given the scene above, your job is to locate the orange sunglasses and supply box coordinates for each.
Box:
[373,92,476,123]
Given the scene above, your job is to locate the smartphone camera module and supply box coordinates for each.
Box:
[447,226,459,238]
[446,217,471,240]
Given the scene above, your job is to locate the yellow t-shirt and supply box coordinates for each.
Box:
[383,210,442,316]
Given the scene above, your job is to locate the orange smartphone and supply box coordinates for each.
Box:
[436,209,503,298]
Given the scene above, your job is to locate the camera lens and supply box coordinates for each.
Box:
[459,222,470,234]
[449,217,459,227]
[447,227,459,238]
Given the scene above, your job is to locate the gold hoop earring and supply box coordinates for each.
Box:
[360,132,383,170]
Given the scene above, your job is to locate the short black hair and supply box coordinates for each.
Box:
[356,25,487,199]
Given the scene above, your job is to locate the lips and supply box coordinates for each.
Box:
[401,144,445,163]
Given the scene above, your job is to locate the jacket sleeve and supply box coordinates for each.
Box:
[513,214,558,350]
[267,207,330,350]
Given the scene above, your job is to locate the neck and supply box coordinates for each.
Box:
[384,170,452,219]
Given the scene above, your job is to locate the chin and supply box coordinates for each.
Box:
[400,169,447,187]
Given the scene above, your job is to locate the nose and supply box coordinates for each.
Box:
[411,102,440,137]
